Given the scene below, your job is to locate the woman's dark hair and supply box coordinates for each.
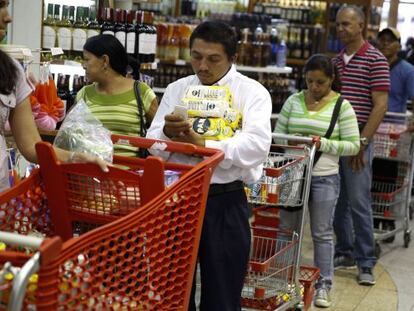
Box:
[304,54,341,92]
[0,49,18,95]
[189,21,237,59]
[83,34,128,76]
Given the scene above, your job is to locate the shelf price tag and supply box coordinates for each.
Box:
[50,47,64,56]
[21,48,33,57]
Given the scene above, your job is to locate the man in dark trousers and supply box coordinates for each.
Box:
[332,5,390,286]
[146,21,272,310]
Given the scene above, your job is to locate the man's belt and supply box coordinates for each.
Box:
[208,180,244,197]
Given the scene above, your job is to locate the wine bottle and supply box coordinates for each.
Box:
[101,7,115,36]
[114,9,126,48]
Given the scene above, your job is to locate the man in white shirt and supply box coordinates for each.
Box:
[147,21,272,311]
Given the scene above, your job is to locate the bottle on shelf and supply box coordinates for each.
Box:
[276,40,287,68]
[125,10,136,58]
[270,27,279,66]
[156,22,168,61]
[69,6,75,25]
[179,24,192,62]
[252,24,263,67]
[164,24,180,62]
[87,5,101,39]
[56,5,72,60]
[72,6,87,62]
[101,7,115,36]
[42,3,56,55]
[114,9,127,48]
[236,28,251,66]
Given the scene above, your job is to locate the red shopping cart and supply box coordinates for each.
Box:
[242,134,320,311]
[0,136,223,310]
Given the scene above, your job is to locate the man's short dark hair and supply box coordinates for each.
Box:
[189,21,237,59]
[337,5,365,24]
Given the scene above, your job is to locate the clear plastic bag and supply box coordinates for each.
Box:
[54,99,113,163]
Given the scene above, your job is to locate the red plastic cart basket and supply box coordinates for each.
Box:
[35,134,220,241]
[0,136,223,310]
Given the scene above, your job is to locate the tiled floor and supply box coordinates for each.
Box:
[302,217,414,311]
[196,218,414,310]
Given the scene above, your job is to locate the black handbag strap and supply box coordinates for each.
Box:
[133,80,150,158]
[133,80,147,137]
[313,96,344,167]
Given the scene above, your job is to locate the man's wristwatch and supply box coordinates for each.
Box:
[360,136,370,146]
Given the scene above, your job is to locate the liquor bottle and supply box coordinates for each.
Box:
[125,10,136,58]
[292,28,302,59]
[42,3,56,54]
[164,24,180,62]
[179,24,191,62]
[303,28,311,59]
[261,33,271,67]
[276,40,287,67]
[101,7,115,36]
[57,5,72,60]
[72,6,87,62]
[87,6,101,39]
[136,11,146,62]
[69,6,75,24]
[252,24,263,67]
[156,22,168,60]
[237,28,251,66]
[269,27,279,66]
[114,9,127,48]
[143,12,157,63]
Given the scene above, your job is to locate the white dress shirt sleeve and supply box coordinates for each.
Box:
[205,86,272,170]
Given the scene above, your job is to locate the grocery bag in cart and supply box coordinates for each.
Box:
[0,136,223,310]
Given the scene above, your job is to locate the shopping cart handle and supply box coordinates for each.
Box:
[0,231,43,250]
[272,133,315,144]
[112,134,219,157]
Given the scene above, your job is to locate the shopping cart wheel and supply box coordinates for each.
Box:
[375,242,381,258]
[404,231,411,248]
[383,220,396,243]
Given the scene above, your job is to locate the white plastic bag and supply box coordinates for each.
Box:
[54,99,113,163]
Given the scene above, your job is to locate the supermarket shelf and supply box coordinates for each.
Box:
[236,65,292,74]
[49,63,85,76]
[156,58,292,74]
[153,87,166,94]
[287,58,306,66]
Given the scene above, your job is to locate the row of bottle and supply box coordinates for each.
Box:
[100,8,157,64]
[257,74,292,113]
[42,4,96,61]
[55,73,87,117]
[237,27,287,67]
[42,4,157,64]
[181,0,242,17]
[153,65,194,89]
[156,23,195,62]
[253,0,326,25]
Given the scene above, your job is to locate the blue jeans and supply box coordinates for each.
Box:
[333,143,376,268]
[280,174,340,287]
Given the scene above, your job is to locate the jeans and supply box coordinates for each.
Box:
[280,174,340,287]
[333,142,376,268]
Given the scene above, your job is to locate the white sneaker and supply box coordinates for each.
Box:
[314,287,331,308]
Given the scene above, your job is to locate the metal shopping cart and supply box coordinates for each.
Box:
[242,133,320,311]
[0,136,223,310]
[372,112,413,256]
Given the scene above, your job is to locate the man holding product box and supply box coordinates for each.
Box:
[147,21,272,311]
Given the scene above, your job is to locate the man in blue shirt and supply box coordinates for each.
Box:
[377,27,414,116]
